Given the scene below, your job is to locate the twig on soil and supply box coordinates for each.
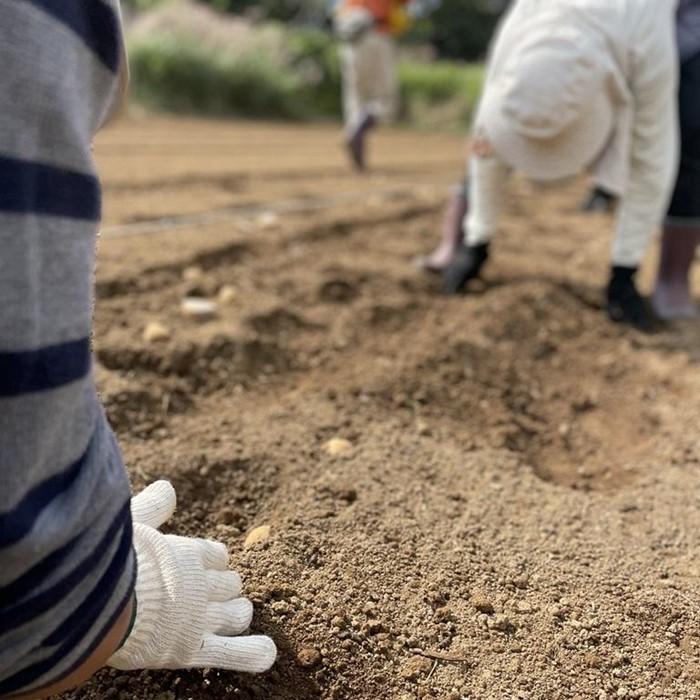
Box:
[427,660,438,681]
[413,649,471,664]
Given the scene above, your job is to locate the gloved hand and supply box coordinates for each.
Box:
[606,266,656,332]
[109,481,276,673]
[443,242,490,295]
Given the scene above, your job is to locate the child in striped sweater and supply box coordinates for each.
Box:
[0,2,274,697]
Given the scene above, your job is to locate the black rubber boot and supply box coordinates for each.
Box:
[443,242,490,295]
[606,266,657,332]
[346,113,376,171]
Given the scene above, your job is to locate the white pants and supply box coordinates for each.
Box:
[340,30,399,133]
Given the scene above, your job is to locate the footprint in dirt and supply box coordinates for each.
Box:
[247,308,325,336]
[318,279,360,304]
[103,385,193,439]
[364,302,420,332]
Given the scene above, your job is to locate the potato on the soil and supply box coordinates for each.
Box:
[218,285,238,304]
[181,296,218,320]
[244,525,271,549]
[257,212,280,229]
[323,438,354,457]
[142,321,171,343]
[182,265,204,282]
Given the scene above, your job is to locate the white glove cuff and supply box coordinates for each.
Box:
[109,525,206,670]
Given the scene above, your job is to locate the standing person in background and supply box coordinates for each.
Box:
[0,2,275,698]
[333,0,438,170]
[652,0,700,319]
[438,0,679,332]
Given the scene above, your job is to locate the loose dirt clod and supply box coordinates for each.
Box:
[244,525,271,549]
[296,647,322,668]
[324,438,354,457]
[471,591,495,614]
[487,613,515,633]
[416,419,432,436]
[142,321,171,343]
[401,655,433,681]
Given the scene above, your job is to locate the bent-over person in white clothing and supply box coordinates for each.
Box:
[442,0,679,332]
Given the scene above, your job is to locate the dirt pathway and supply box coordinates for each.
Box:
[67,118,700,700]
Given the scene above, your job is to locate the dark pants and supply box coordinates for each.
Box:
[668,51,700,221]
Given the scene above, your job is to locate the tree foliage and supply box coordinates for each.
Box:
[123,0,506,60]
[422,0,505,60]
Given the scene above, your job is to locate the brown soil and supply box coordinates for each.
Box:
[68,116,700,700]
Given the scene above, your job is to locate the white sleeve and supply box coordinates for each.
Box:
[611,4,679,267]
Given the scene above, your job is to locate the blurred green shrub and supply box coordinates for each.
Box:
[128,36,309,118]
[127,18,483,127]
[399,60,483,127]
[122,0,168,10]
[122,0,505,60]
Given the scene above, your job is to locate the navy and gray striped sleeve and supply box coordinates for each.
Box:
[0,1,135,695]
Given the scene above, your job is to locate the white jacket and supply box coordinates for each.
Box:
[473,0,679,267]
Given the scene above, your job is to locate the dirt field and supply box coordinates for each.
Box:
[68,116,700,700]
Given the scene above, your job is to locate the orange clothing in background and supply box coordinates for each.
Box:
[343,0,409,33]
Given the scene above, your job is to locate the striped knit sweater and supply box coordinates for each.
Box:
[0,1,135,695]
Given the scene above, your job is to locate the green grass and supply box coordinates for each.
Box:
[399,60,483,128]
[128,36,309,119]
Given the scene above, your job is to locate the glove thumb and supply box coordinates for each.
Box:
[131,480,177,529]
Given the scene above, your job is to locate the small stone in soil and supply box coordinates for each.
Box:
[331,615,347,630]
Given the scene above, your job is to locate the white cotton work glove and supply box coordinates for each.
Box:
[109,481,276,673]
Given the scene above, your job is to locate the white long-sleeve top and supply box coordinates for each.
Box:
[468,0,680,268]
